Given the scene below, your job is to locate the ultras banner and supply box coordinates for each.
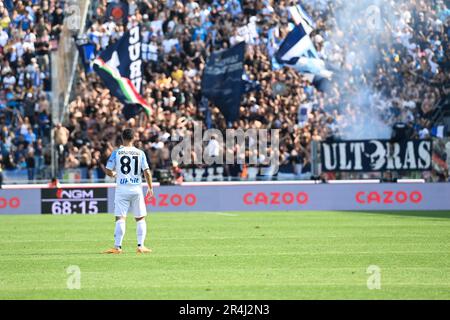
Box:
[320,140,432,172]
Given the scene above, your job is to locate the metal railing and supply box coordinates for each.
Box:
[50,0,91,177]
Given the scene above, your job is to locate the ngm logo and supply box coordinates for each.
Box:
[56,189,94,199]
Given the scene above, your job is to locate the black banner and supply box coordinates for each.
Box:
[320,140,432,172]
[41,188,108,214]
[76,40,96,73]
[201,42,245,123]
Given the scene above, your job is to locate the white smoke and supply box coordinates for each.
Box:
[310,0,406,139]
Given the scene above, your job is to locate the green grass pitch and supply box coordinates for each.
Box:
[0,211,449,299]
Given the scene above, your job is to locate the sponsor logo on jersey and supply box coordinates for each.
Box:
[119,178,141,184]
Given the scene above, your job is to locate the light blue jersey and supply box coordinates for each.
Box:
[106,146,149,190]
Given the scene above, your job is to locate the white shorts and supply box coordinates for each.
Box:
[114,189,147,218]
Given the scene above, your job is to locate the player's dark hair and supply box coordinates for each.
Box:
[122,128,134,142]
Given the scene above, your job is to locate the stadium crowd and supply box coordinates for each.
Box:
[0,0,64,181]
[66,0,450,182]
[2,0,450,182]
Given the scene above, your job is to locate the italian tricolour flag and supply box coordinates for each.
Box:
[93,57,151,117]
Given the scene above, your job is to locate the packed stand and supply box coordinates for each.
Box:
[65,0,450,182]
[0,0,65,182]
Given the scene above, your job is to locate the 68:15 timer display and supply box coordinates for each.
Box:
[40,188,108,214]
[50,200,99,214]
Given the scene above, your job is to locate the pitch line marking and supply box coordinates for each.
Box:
[199,212,239,217]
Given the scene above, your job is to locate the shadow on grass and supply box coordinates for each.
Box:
[340,210,450,220]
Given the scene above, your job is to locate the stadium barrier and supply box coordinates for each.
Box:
[0,181,449,214]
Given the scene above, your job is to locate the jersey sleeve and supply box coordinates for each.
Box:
[141,150,149,171]
[106,150,117,171]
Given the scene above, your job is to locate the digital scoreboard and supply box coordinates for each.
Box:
[41,188,108,214]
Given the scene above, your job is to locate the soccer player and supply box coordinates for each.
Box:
[103,128,154,254]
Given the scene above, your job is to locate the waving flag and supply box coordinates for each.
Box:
[275,24,332,79]
[93,26,151,116]
[288,3,316,34]
[201,42,245,124]
[76,37,96,73]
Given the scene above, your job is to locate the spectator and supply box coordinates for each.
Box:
[205,135,220,175]
[25,150,34,181]
[53,123,69,150]
[48,176,60,188]
[171,160,184,184]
